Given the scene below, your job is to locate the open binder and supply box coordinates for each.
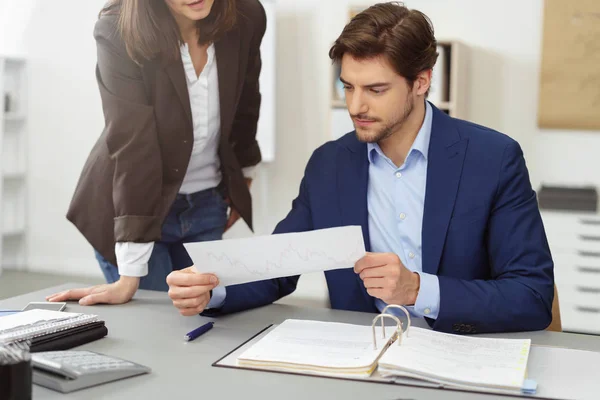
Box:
[215,305,539,397]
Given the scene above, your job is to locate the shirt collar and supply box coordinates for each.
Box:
[367,101,433,165]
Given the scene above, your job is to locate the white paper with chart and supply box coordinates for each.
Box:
[183,226,366,286]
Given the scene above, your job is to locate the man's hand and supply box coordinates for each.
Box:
[167,267,220,316]
[46,276,140,306]
[224,178,252,232]
[354,252,420,306]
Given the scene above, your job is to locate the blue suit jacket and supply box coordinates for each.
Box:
[211,104,554,334]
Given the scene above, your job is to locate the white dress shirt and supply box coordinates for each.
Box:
[116,43,255,278]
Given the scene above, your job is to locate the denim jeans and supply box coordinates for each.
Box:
[95,187,228,292]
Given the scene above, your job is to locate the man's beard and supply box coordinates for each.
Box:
[353,95,415,144]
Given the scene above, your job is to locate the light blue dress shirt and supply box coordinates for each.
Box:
[208,282,226,309]
[368,102,440,320]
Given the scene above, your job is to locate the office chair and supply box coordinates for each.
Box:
[546,284,562,332]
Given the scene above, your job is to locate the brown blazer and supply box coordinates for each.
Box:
[67,0,265,266]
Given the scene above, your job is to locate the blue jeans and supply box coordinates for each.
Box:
[95,187,228,292]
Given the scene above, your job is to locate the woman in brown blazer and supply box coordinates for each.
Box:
[47,0,265,313]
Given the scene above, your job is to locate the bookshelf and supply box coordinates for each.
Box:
[0,56,28,274]
[329,39,469,140]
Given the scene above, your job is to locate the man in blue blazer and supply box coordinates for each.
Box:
[167,3,554,334]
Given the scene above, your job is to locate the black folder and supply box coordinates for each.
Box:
[30,321,108,353]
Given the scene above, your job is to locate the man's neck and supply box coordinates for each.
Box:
[378,100,426,167]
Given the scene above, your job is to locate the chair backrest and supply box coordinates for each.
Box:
[546,284,562,332]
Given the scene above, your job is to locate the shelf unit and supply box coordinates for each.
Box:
[0,56,28,275]
[329,32,469,140]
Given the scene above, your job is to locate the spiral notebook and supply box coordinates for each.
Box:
[0,309,99,343]
[233,305,537,396]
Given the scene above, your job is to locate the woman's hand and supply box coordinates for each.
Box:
[46,276,140,306]
[167,267,220,316]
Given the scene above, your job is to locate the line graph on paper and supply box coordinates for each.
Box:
[183,226,366,286]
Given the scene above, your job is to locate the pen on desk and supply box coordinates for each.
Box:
[185,321,214,342]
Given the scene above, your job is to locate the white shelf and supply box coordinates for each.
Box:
[1,55,28,272]
[3,113,26,122]
[3,171,26,180]
[331,100,346,109]
[435,101,452,110]
[3,228,25,237]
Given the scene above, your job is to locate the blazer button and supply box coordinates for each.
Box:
[452,323,460,332]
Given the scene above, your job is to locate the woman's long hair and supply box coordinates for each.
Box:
[100,0,237,63]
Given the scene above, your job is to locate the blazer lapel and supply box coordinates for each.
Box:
[337,135,370,250]
[215,26,241,143]
[165,60,193,130]
[422,106,468,275]
[337,135,374,308]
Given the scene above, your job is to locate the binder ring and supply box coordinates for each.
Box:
[381,304,411,338]
[371,314,401,350]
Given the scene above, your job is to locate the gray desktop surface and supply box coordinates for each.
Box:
[2,283,599,400]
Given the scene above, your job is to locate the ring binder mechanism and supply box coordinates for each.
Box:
[371,314,400,350]
[371,305,411,349]
[372,304,412,349]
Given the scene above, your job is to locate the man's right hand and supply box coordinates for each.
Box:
[167,267,219,316]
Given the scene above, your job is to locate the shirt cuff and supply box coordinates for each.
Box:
[413,272,440,320]
[115,242,154,277]
[242,165,258,180]
[206,286,226,309]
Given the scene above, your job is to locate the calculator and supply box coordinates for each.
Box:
[32,350,151,393]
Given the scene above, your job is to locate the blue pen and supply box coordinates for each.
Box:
[185,321,214,342]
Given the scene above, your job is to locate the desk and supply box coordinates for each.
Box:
[2,283,600,400]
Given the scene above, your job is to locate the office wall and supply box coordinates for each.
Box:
[0,0,598,279]
[0,0,35,56]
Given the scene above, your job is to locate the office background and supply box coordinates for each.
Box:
[0,1,599,328]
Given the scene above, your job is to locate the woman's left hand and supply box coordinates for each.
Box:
[46,276,140,306]
[224,178,252,232]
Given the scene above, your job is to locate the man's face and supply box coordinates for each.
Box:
[340,54,416,143]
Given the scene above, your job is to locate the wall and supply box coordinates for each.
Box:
[0,0,598,284]
[19,0,107,276]
[0,0,35,57]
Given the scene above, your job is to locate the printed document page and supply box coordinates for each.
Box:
[184,226,365,286]
[237,319,394,371]
[379,327,530,390]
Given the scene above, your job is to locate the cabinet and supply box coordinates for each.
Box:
[541,211,600,335]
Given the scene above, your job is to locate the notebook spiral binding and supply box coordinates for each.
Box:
[0,315,98,344]
[371,305,411,350]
